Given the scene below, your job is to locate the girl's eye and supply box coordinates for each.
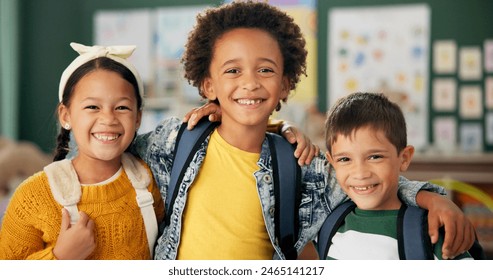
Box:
[116,106,131,111]
[85,105,98,110]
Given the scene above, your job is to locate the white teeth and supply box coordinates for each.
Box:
[94,134,119,141]
[352,184,376,191]
[237,99,262,105]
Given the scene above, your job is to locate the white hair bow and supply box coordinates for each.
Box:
[58,42,144,103]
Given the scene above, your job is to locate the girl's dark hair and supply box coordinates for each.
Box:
[53,57,142,161]
[182,1,307,98]
[325,92,408,155]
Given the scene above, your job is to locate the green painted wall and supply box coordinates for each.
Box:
[18,0,220,153]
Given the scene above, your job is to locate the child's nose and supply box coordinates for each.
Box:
[99,109,118,125]
[241,72,260,91]
[351,162,371,179]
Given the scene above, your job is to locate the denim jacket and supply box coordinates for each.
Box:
[132,117,445,260]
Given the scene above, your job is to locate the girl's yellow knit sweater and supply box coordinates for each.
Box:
[0,161,164,260]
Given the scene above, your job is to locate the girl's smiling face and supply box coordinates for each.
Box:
[59,69,141,167]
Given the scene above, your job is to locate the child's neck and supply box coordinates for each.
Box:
[72,155,122,184]
[216,121,267,153]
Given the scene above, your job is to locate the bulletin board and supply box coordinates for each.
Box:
[317,0,493,153]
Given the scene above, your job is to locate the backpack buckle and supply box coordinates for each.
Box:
[136,192,154,207]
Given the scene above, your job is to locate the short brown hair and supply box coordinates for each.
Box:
[325,92,407,155]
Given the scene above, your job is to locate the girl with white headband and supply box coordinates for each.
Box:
[0,42,164,259]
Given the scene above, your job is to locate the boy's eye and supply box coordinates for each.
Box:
[336,157,350,163]
[116,106,131,111]
[368,155,383,160]
[85,105,98,110]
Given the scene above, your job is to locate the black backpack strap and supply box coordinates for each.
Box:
[469,236,486,260]
[266,133,301,260]
[317,200,356,259]
[165,117,218,224]
[397,204,434,260]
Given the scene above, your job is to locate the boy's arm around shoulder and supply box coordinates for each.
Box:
[397,176,446,206]
[298,152,348,240]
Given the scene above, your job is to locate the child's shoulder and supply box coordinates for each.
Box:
[5,169,54,210]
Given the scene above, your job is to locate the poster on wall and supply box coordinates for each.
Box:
[433,40,457,74]
[433,117,457,153]
[459,47,482,80]
[94,9,153,86]
[485,39,493,72]
[154,6,208,103]
[432,78,456,112]
[328,4,430,150]
[459,85,483,119]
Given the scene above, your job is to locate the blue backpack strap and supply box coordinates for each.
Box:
[398,205,486,260]
[266,133,301,260]
[397,204,434,260]
[317,200,356,259]
[166,117,218,224]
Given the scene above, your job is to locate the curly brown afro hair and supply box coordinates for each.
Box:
[182,0,307,98]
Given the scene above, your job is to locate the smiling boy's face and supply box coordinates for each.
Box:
[201,28,289,132]
[326,126,414,210]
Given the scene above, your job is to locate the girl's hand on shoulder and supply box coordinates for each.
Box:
[281,123,319,166]
[53,209,96,260]
[183,102,222,130]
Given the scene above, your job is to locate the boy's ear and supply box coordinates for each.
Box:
[201,77,217,101]
[325,151,334,165]
[399,145,415,172]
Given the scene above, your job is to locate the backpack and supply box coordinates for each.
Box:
[166,118,301,260]
[44,153,158,258]
[316,200,486,260]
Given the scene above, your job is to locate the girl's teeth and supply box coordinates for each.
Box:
[94,134,119,141]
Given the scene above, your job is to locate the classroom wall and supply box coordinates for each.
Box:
[317,0,493,152]
[13,0,493,153]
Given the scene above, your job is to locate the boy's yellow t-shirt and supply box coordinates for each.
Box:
[176,130,273,260]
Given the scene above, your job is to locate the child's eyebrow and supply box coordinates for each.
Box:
[220,57,280,68]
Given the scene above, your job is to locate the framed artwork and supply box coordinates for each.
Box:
[460,123,483,153]
[432,78,456,111]
[459,47,482,80]
[459,85,483,119]
[433,40,457,74]
[485,39,493,72]
[433,117,457,153]
[486,76,493,110]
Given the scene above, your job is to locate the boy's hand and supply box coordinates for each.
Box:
[183,102,221,130]
[417,191,475,259]
[280,123,319,166]
[53,209,96,260]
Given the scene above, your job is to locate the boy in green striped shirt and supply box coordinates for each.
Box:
[323,92,472,260]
